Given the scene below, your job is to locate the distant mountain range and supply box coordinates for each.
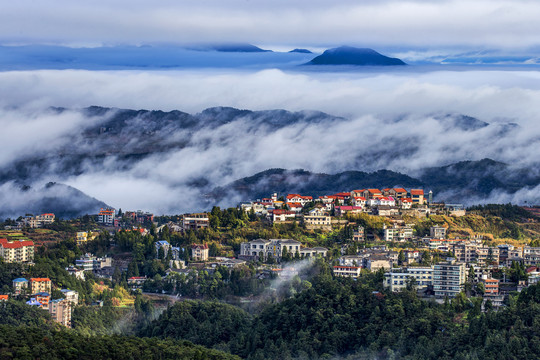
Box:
[209,158,540,204]
[307,46,406,66]
[0,44,407,70]
[204,44,272,52]
[0,105,535,218]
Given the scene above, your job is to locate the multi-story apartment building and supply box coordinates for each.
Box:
[191,244,209,261]
[155,240,182,260]
[523,246,540,266]
[482,277,499,295]
[333,265,362,278]
[384,266,434,292]
[497,244,522,263]
[383,224,414,242]
[60,289,79,305]
[49,299,72,328]
[182,213,209,230]
[30,278,52,294]
[97,208,115,226]
[76,231,99,246]
[240,238,327,261]
[75,254,112,272]
[300,247,328,258]
[0,239,34,263]
[353,226,365,242]
[430,226,447,239]
[364,256,393,271]
[23,213,55,228]
[410,189,425,204]
[303,209,331,230]
[12,278,28,294]
[433,260,466,298]
[451,242,499,265]
[35,292,51,310]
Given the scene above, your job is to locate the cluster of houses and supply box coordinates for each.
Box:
[3,213,56,230]
[8,277,77,327]
[97,208,210,232]
[240,189,466,227]
[330,224,540,306]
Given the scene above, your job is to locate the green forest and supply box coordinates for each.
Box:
[143,269,540,359]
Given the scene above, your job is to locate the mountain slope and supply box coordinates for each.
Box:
[0,182,109,220]
[210,159,540,205]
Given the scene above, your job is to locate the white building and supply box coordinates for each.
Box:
[333,265,362,278]
[239,238,325,261]
[97,208,115,226]
[430,226,447,239]
[383,224,414,242]
[433,260,466,298]
[384,267,434,292]
[60,289,79,305]
[23,213,55,228]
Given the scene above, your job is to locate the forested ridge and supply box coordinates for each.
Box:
[143,269,540,360]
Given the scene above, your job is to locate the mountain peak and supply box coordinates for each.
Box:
[307,46,406,66]
[289,48,312,54]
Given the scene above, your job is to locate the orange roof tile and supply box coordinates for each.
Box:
[0,238,34,249]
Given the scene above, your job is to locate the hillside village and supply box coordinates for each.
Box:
[1,186,540,329]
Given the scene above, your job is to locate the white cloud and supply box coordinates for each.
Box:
[2,67,540,213]
[1,1,540,51]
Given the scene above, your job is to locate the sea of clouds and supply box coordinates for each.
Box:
[1,67,540,215]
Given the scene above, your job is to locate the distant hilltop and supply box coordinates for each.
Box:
[307,46,406,66]
[289,48,313,54]
[207,43,272,52]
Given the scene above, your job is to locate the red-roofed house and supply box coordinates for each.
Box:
[287,202,304,213]
[272,209,297,223]
[286,194,313,206]
[333,192,351,200]
[335,206,363,217]
[363,189,382,200]
[410,189,425,204]
[389,188,408,199]
[0,238,34,263]
[379,197,396,206]
[350,190,366,198]
[0,295,8,301]
[400,198,413,209]
[352,196,367,207]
